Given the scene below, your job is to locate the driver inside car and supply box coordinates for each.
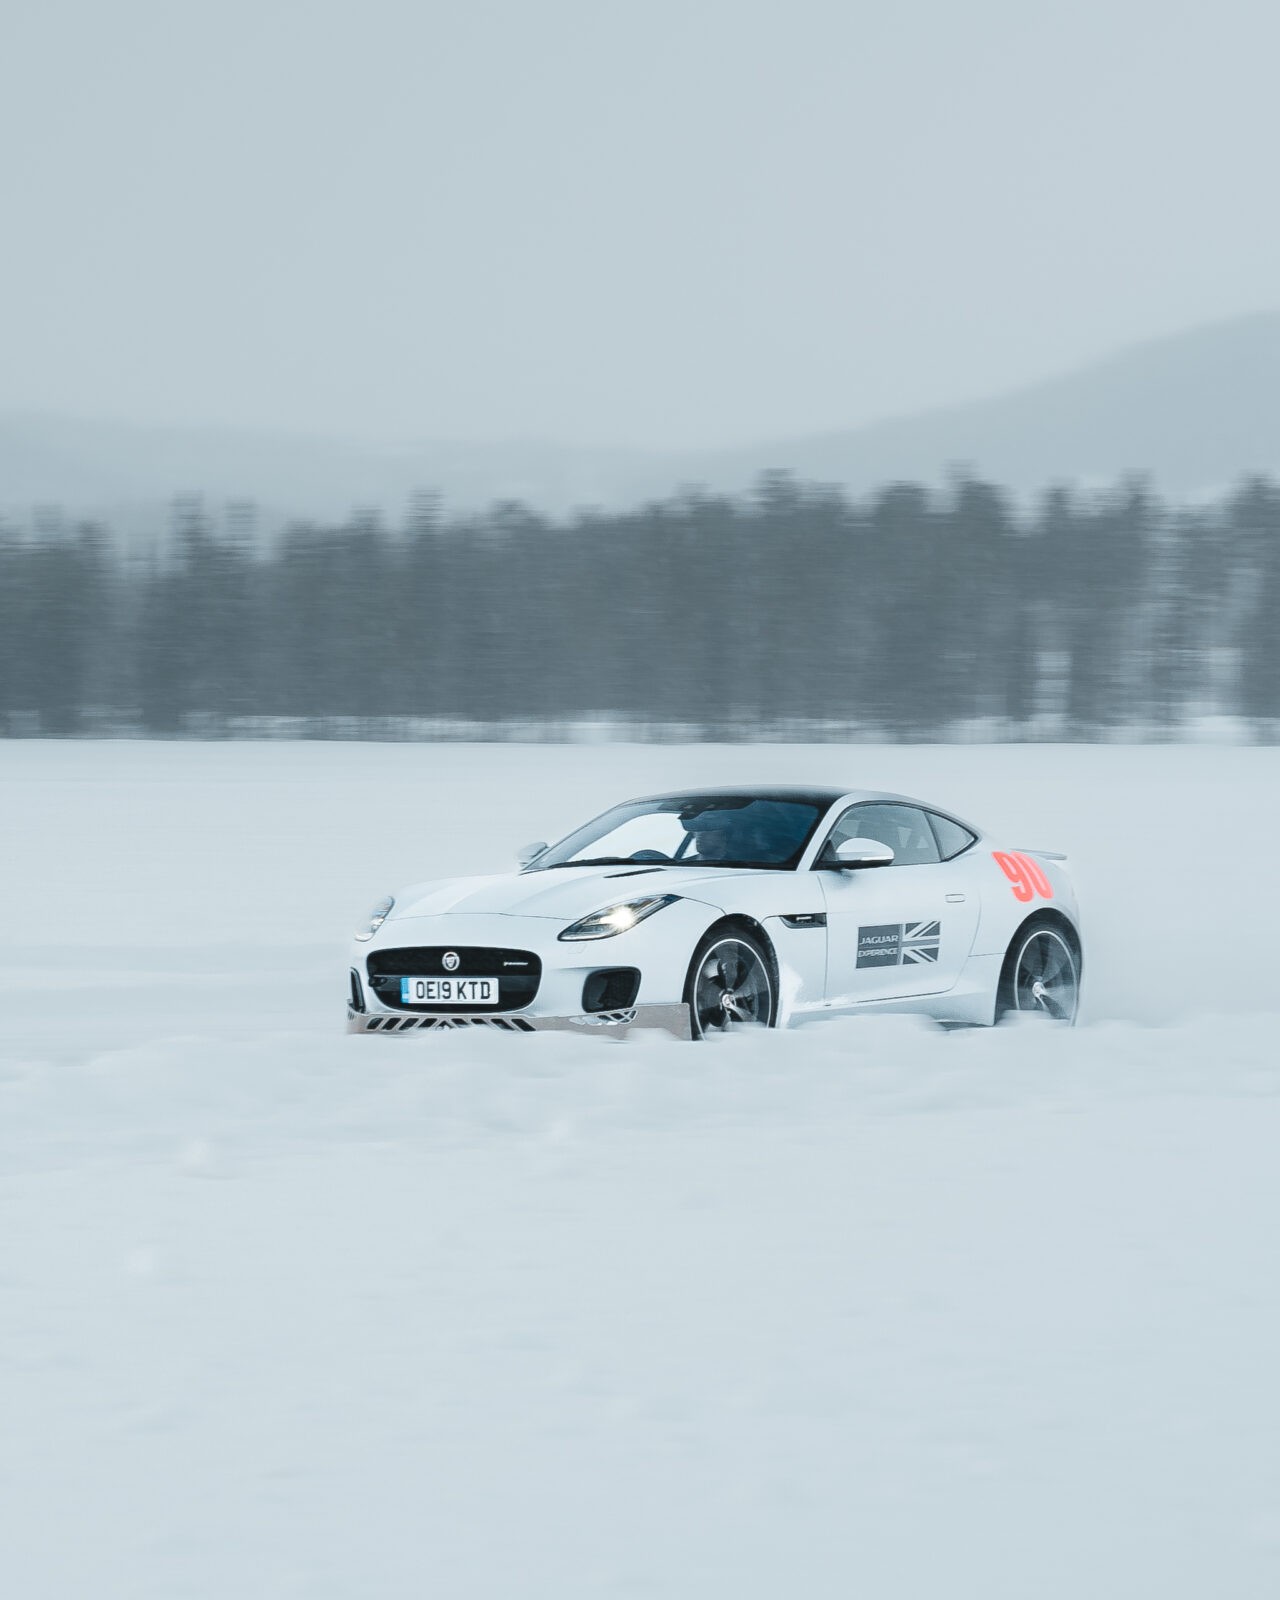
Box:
[685,814,738,861]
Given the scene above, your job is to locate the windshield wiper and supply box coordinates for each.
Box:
[679,859,788,870]
[538,856,653,870]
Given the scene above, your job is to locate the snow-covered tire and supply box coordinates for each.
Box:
[997,915,1081,1025]
[684,927,778,1039]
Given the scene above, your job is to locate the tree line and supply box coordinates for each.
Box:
[3,473,1279,739]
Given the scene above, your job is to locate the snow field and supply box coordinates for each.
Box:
[3,740,1280,1597]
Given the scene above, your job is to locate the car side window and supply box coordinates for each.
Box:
[928,812,977,860]
[823,803,941,867]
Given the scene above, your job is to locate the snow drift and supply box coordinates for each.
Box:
[3,740,1279,1598]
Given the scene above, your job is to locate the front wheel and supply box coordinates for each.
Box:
[684,929,777,1039]
[999,920,1081,1025]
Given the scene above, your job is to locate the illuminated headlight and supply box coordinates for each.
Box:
[559,895,680,941]
[354,895,395,941]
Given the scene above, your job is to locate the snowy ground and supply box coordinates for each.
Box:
[3,740,1280,1597]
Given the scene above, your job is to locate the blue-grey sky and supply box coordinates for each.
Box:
[3,0,1277,447]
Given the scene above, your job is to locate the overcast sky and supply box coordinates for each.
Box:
[3,0,1277,449]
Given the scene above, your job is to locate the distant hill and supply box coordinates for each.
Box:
[702,311,1280,501]
[3,312,1278,527]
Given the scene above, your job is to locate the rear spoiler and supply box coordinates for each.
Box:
[1012,847,1068,861]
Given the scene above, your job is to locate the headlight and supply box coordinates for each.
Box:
[558,895,680,942]
[354,895,395,941]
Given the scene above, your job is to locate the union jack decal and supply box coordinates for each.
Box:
[901,921,941,963]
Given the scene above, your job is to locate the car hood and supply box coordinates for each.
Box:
[387,864,768,924]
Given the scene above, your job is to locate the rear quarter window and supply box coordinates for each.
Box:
[929,813,977,860]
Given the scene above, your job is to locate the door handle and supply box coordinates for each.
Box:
[945,893,966,903]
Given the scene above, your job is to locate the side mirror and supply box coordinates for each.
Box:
[832,837,895,870]
[517,840,548,869]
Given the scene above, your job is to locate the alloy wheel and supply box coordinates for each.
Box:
[1011,927,1080,1024]
[691,937,774,1037]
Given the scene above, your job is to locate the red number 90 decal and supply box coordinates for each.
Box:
[992,850,1054,903]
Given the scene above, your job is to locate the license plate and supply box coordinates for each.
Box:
[400,976,498,1005]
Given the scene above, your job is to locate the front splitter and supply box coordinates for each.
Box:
[347,1003,692,1040]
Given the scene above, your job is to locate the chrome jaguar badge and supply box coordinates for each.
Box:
[442,951,460,972]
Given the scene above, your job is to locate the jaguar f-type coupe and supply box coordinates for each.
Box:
[347,786,1081,1038]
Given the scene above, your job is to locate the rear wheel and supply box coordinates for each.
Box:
[999,920,1080,1025]
[685,929,777,1038]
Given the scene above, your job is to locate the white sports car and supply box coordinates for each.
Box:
[347,787,1082,1038]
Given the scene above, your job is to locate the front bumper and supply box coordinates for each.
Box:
[347,1003,692,1039]
[350,907,710,1040]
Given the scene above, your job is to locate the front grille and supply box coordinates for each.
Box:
[366,946,541,1013]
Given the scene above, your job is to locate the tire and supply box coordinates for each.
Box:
[997,917,1081,1025]
[684,927,778,1039]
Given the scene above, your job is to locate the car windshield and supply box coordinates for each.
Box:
[530,795,827,872]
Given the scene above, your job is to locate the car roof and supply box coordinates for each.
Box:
[634,785,929,808]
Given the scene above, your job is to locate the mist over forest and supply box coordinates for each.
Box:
[4,312,1280,522]
[6,470,1279,741]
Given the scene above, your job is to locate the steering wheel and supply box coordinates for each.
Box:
[628,849,671,862]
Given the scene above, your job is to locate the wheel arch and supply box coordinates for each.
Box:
[1007,906,1083,968]
[700,912,781,983]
